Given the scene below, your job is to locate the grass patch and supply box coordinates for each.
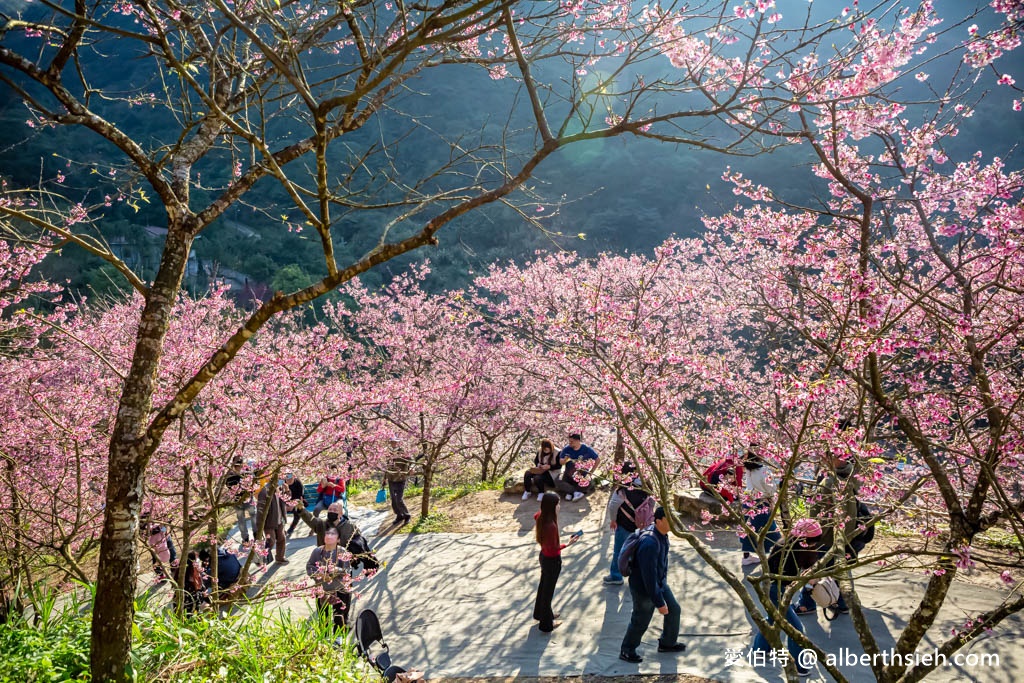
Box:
[404,479,502,503]
[397,513,453,534]
[432,479,503,502]
[0,586,366,682]
[344,478,379,499]
[977,528,1024,551]
[875,521,921,539]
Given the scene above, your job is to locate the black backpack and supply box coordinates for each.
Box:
[347,531,380,572]
[617,528,655,578]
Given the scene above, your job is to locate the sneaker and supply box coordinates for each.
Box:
[565,494,573,501]
[657,642,687,653]
[537,493,544,501]
[741,555,760,566]
[572,491,584,502]
[274,559,290,565]
[603,576,624,585]
[522,491,531,501]
[619,651,643,663]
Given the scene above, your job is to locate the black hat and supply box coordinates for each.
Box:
[568,432,582,440]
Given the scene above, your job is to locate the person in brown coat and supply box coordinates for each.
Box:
[256,479,289,565]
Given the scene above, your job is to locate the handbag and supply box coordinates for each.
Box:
[810,576,842,620]
[375,488,387,504]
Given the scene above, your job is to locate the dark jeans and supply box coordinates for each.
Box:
[264,524,286,562]
[555,461,595,496]
[317,590,352,632]
[524,470,556,494]
[389,480,410,519]
[621,579,681,655]
[797,575,849,612]
[286,508,302,534]
[533,553,562,632]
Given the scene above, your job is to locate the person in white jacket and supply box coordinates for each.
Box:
[740,446,781,566]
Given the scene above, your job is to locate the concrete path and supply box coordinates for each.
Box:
[234,507,1022,683]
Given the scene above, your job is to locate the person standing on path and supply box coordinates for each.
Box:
[284,472,305,536]
[533,492,579,633]
[603,463,653,586]
[383,444,417,526]
[740,446,782,566]
[751,519,823,678]
[225,457,256,544]
[619,506,686,663]
[256,479,289,565]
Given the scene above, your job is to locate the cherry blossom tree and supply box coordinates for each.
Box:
[473,5,1024,678]
[337,268,517,516]
[0,0,1010,676]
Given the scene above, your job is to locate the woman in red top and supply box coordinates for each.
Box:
[533,492,578,632]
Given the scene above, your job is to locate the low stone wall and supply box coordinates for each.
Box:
[673,487,738,522]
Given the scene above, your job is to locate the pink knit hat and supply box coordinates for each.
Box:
[792,518,823,538]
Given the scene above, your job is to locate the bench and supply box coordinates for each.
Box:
[302,483,319,511]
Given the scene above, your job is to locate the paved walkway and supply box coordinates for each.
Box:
[232,506,1022,683]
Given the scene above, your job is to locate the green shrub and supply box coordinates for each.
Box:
[133,598,365,682]
[0,589,367,683]
[0,588,91,682]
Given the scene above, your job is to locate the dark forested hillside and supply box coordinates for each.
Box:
[1,0,1022,299]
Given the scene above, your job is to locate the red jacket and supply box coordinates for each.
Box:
[700,457,744,502]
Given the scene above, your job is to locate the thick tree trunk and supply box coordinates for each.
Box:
[90,229,193,682]
[90,451,147,681]
[420,461,433,518]
[174,466,192,615]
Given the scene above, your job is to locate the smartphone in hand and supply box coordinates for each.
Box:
[571,530,584,539]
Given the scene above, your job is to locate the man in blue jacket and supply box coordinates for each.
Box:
[556,432,600,502]
[619,506,686,663]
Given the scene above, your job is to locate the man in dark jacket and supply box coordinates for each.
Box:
[383,444,417,526]
[619,506,686,663]
[225,457,256,543]
[256,480,288,565]
[283,472,305,536]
